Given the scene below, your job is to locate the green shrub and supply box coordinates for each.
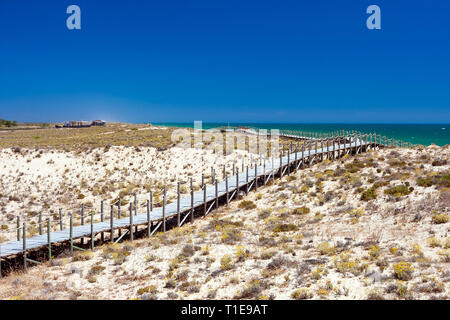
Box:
[360,187,377,201]
[0,119,17,127]
[417,174,450,188]
[384,185,412,197]
[72,251,93,261]
[318,242,336,256]
[436,173,450,187]
[292,206,310,215]
[89,264,106,275]
[344,160,365,173]
[137,285,157,295]
[220,254,234,270]
[393,261,414,281]
[416,176,433,187]
[236,279,267,299]
[291,288,313,300]
[273,223,298,233]
[432,214,449,224]
[238,200,257,210]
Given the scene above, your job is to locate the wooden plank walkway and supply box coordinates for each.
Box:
[0,131,409,274]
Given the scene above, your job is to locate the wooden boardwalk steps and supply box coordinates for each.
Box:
[0,131,410,275]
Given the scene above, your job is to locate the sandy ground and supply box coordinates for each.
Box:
[0,145,259,242]
[0,144,448,300]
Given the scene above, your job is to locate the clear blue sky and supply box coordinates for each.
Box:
[0,0,449,123]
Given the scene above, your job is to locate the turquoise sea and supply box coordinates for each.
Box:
[153,123,450,147]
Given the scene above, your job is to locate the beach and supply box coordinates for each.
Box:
[0,124,449,300]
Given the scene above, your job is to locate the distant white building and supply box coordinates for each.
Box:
[91,120,106,126]
[63,120,91,128]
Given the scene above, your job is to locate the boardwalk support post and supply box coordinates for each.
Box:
[23,222,27,271]
[100,200,104,242]
[236,169,239,194]
[80,204,84,245]
[190,178,194,222]
[39,213,42,235]
[17,217,20,241]
[203,184,207,216]
[255,164,258,190]
[163,186,166,232]
[246,166,249,194]
[90,212,94,250]
[147,200,151,237]
[118,197,122,237]
[215,180,219,209]
[134,193,138,234]
[177,182,181,227]
[129,203,133,241]
[59,209,63,231]
[150,191,153,229]
[225,173,229,205]
[70,214,73,254]
[110,205,114,242]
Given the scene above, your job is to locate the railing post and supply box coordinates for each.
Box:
[80,204,84,245]
[287,147,290,175]
[118,197,121,238]
[129,203,133,241]
[338,137,341,158]
[149,191,153,211]
[150,191,153,229]
[23,222,27,271]
[134,193,138,234]
[321,139,324,161]
[263,159,266,185]
[203,184,207,216]
[147,200,151,237]
[47,218,51,262]
[279,150,282,177]
[308,139,311,159]
[90,212,94,249]
[177,182,180,227]
[100,200,104,242]
[246,166,249,194]
[110,205,114,242]
[39,213,43,235]
[225,173,229,205]
[190,178,194,222]
[17,216,20,241]
[59,209,63,231]
[163,186,166,232]
[215,180,219,209]
[255,163,258,190]
[70,213,73,254]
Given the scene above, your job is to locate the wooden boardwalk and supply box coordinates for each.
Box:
[0,131,406,275]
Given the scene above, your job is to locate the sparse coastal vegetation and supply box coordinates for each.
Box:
[0,125,448,300]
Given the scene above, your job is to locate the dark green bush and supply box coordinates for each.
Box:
[417,176,433,187]
[384,185,412,197]
[360,187,377,201]
[292,206,310,215]
[273,223,298,233]
[238,200,257,210]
